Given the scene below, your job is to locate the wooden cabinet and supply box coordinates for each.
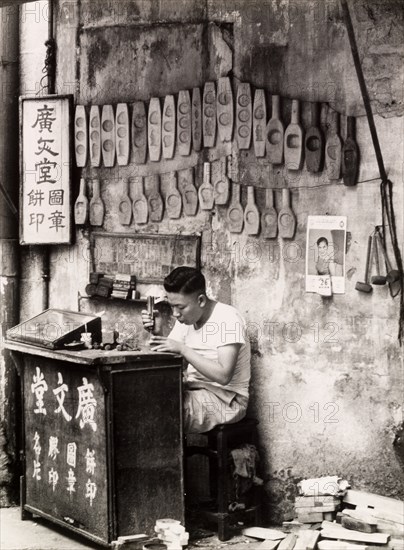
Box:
[7,341,184,547]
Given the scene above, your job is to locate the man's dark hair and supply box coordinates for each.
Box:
[317,237,328,247]
[164,267,206,295]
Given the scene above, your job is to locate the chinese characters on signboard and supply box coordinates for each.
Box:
[29,365,99,507]
[20,96,72,244]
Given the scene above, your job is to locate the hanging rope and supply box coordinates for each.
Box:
[340,0,404,343]
[38,37,56,95]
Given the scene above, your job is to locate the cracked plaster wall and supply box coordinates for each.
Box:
[16,0,404,521]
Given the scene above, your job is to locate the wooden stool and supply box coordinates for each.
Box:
[185,417,262,541]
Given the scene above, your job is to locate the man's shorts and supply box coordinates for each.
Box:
[183,387,248,434]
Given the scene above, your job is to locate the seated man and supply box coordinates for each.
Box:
[142,266,250,434]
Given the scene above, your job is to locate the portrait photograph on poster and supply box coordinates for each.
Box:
[306,216,347,295]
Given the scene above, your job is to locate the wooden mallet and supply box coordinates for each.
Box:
[370,234,387,285]
[376,232,400,283]
[355,235,373,293]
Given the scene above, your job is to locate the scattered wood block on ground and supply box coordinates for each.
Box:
[242,527,287,541]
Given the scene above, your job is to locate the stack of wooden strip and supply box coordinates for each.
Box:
[343,489,404,538]
[294,495,341,524]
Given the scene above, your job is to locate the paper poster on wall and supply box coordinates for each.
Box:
[20,95,73,245]
[306,216,347,295]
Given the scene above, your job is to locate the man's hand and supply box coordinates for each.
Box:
[141,309,155,331]
[149,335,183,354]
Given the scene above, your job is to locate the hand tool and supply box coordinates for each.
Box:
[370,233,386,285]
[355,235,373,293]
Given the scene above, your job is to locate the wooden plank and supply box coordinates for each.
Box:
[297,511,324,523]
[131,101,147,164]
[294,529,320,550]
[341,509,377,525]
[256,540,280,550]
[295,503,339,513]
[318,541,369,550]
[177,90,192,156]
[242,527,286,541]
[321,524,390,544]
[101,104,116,167]
[89,105,101,167]
[296,496,340,507]
[148,97,162,162]
[341,516,377,534]
[162,94,176,159]
[277,534,297,550]
[74,105,88,167]
[236,82,252,149]
[343,490,404,518]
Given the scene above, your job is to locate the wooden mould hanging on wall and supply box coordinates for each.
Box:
[216,77,234,143]
[162,95,176,160]
[203,82,217,148]
[132,101,147,165]
[179,167,198,216]
[236,83,252,150]
[74,105,88,167]
[115,103,129,166]
[266,95,284,164]
[253,89,267,158]
[146,174,164,221]
[131,176,148,225]
[89,105,101,167]
[101,105,116,167]
[177,90,192,156]
[148,98,162,162]
[165,172,182,219]
[227,183,244,234]
[191,87,202,153]
[284,99,303,171]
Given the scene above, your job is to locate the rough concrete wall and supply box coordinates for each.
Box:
[17,0,404,521]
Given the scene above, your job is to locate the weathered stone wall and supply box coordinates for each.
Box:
[18,0,404,521]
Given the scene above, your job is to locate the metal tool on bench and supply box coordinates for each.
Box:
[355,235,373,293]
[370,233,386,285]
[146,296,155,333]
